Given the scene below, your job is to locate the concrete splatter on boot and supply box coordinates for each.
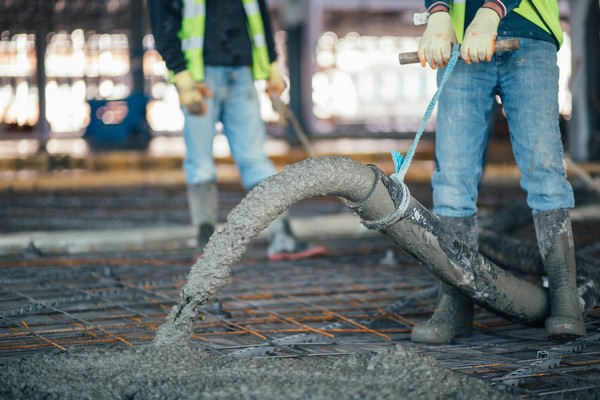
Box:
[411,215,476,344]
[533,209,586,339]
[186,182,218,253]
[267,212,327,261]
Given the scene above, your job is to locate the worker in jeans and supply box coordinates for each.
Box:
[148,0,326,261]
[411,0,586,343]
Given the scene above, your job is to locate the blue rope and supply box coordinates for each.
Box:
[391,45,461,183]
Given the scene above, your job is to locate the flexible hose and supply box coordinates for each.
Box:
[153,156,598,346]
[479,229,599,316]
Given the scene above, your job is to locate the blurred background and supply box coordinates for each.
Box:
[0,0,597,166]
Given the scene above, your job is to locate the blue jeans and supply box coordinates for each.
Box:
[182,66,276,189]
[432,38,574,217]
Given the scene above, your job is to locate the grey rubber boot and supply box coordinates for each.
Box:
[411,215,477,344]
[267,212,327,261]
[533,209,586,339]
[267,212,296,255]
[186,182,218,252]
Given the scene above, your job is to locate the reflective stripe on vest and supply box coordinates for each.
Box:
[242,0,271,80]
[513,0,563,47]
[180,0,205,81]
[450,0,563,48]
[178,0,271,82]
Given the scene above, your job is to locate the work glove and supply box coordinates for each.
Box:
[418,11,456,69]
[461,8,501,63]
[174,70,212,115]
[266,62,286,98]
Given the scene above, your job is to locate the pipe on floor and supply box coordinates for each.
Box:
[479,229,600,316]
[153,156,598,346]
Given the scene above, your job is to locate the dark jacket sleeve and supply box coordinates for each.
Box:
[424,1,450,13]
[483,1,524,18]
[147,0,187,74]
[258,0,278,63]
[424,0,525,19]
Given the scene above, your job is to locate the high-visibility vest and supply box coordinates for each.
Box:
[178,0,272,82]
[450,0,563,48]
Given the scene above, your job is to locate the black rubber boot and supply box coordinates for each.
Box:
[533,209,586,339]
[411,215,476,344]
[186,182,218,252]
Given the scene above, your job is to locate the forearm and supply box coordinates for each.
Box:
[424,1,524,19]
[425,1,450,13]
[147,0,187,73]
[482,0,524,19]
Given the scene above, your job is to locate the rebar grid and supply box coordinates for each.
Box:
[1,248,599,398]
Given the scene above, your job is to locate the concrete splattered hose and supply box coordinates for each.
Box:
[479,230,600,317]
[153,156,598,346]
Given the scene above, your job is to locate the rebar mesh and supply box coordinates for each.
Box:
[1,243,599,398]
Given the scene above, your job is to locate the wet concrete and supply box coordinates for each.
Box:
[0,344,518,400]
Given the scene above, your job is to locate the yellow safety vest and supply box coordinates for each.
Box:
[178,0,272,81]
[450,0,563,48]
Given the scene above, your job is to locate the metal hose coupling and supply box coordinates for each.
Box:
[349,165,411,232]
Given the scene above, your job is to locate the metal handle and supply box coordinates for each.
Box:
[271,96,317,158]
[398,38,521,65]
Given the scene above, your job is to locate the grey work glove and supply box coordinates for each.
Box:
[174,70,212,115]
[266,62,286,98]
[461,8,501,63]
[418,11,456,69]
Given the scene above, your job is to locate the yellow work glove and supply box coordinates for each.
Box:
[174,70,212,115]
[418,11,457,69]
[266,62,286,98]
[461,8,501,63]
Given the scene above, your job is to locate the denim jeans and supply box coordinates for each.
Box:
[182,66,276,189]
[432,37,574,217]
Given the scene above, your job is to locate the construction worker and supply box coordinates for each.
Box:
[411,0,586,343]
[148,0,326,261]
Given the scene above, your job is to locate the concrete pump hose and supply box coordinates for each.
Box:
[479,230,600,316]
[152,156,595,346]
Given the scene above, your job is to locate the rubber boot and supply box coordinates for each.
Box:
[267,212,327,261]
[411,215,477,344]
[186,182,218,252]
[533,209,586,339]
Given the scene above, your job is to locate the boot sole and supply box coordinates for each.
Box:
[545,317,586,339]
[547,333,584,340]
[268,246,328,261]
[411,324,472,344]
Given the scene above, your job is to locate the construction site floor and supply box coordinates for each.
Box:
[1,142,600,399]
